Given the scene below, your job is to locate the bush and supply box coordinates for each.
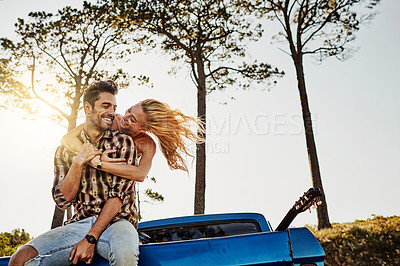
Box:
[308,216,400,265]
[0,229,31,256]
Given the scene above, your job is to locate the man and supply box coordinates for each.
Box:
[10,80,140,265]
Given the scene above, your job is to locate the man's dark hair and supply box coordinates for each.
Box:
[83,80,118,107]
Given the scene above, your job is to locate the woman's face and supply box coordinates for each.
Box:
[119,103,146,137]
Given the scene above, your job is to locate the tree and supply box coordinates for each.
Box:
[112,0,284,214]
[255,0,380,229]
[0,1,147,228]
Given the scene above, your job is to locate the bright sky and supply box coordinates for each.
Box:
[0,0,399,238]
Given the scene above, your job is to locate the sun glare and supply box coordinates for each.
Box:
[16,68,86,129]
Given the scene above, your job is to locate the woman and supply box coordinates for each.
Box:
[62,99,204,181]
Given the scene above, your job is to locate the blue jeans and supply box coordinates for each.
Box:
[24,217,139,266]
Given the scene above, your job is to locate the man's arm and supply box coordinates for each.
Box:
[69,197,123,264]
[53,143,102,207]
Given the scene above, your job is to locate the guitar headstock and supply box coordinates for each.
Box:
[293,187,322,214]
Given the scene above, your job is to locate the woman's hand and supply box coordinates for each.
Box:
[74,143,102,166]
[89,150,126,168]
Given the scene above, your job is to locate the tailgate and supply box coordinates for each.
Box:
[288,228,325,266]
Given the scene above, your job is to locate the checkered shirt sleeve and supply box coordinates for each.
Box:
[52,145,74,210]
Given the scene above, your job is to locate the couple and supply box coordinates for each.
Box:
[10,80,203,265]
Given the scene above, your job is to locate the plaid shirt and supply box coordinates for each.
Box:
[52,129,139,228]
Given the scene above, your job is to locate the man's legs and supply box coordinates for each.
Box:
[10,217,92,266]
[96,219,139,266]
[9,245,38,266]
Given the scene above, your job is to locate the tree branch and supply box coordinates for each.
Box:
[30,55,69,120]
[302,1,348,48]
[58,32,78,78]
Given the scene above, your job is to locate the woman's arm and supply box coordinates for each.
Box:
[90,135,156,182]
[63,123,156,182]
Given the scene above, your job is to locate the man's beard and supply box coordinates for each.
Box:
[90,111,113,132]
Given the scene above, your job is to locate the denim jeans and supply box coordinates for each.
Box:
[24,216,139,266]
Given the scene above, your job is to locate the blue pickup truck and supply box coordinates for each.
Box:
[0,189,325,265]
[136,212,324,265]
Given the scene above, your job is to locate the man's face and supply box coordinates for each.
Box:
[87,92,117,132]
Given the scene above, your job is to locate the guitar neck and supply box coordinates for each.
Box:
[275,207,298,231]
[274,188,321,231]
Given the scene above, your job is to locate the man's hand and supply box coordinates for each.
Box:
[69,238,96,265]
[75,143,102,166]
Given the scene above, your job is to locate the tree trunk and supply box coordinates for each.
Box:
[194,58,207,215]
[293,55,331,229]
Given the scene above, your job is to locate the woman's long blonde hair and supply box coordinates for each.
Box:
[140,99,205,172]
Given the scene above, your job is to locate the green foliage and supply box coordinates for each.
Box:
[0,229,32,257]
[140,176,164,203]
[309,216,400,265]
[144,188,164,202]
